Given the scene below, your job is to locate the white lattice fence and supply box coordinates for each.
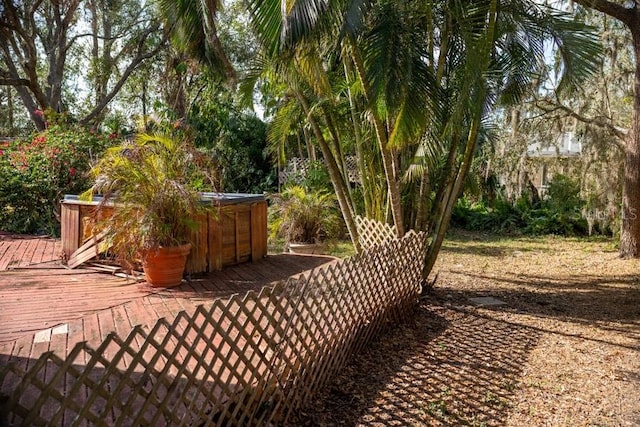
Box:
[278,156,361,185]
[0,232,426,426]
[278,157,311,185]
[344,156,361,184]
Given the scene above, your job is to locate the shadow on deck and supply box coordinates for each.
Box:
[0,234,335,351]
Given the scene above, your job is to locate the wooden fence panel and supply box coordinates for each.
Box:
[0,230,426,426]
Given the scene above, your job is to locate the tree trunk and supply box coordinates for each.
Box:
[303,127,316,161]
[296,132,305,159]
[416,169,431,231]
[321,106,357,216]
[348,39,405,236]
[572,0,640,259]
[344,55,384,220]
[295,92,361,252]
[14,85,46,131]
[422,0,498,284]
[45,0,80,113]
[423,114,483,280]
[89,0,100,103]
[7,87,14,134]
[142,78,148,128]
[619,30,640,257]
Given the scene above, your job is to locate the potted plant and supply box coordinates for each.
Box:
[269,186,342,254]
[82,132,217,287]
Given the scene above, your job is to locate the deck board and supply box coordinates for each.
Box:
[0,234,336,424]
[0,234,334,354]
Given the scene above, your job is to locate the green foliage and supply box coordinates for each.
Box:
[545,174,584,214]
[280,160,333,193]
[301,161,332,192]
[83,132,218,264]
[452,174,590,236]
[158,0,236,82]
[452,198,527,235]
[0,123,113,235]
[268,185,343,244]
[102,112,135,137]
[188,98,274,193]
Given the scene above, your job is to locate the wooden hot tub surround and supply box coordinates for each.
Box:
[61,193,268,274]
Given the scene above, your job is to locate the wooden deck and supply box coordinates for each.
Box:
[0,234,335,363]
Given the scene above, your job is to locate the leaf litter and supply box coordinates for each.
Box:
[291,232,640,426]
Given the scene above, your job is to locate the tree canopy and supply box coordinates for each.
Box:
[3,0,639,264]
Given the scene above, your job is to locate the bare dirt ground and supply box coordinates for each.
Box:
[292,231,640,426]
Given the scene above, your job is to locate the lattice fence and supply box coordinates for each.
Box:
[279,156,361,185]
[0,231,426,426]
[356,215,398,250]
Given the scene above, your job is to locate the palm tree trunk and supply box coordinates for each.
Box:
[295,91,361,251]
[348,38,405,236]
[423,102,484,282]
[7,87,14,134]
[422,0,498,284]
[345,61,371,217]
[343,55,384,220]
[416,169,431,231]
[302,127,316,161]
[321,106,357,214]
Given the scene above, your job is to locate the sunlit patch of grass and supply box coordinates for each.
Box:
[325,240,355,258]
[444,228,618,254]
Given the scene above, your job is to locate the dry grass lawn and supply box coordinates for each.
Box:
[292,231,640,426]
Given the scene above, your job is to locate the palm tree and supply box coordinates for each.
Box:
[247,0,438,239]
[158,0,236,84]
[245,0,600,280]
[242,49,363,248]
[163,0,600,279]
[416,1,601,281]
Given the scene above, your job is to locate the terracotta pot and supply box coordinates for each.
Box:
[143,243,191,288]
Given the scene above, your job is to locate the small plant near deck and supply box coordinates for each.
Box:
[268,186,342,245]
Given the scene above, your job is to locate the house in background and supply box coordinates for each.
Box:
[526,131,582,196]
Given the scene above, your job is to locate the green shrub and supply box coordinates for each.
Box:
[189,102,274,193]
[524,174,587,235]
[300,160,332,192]
[451,198,527,234]
[545,174,584,214]
[452,174,590,236]
[268,186,343,244]
[0,123,113,235]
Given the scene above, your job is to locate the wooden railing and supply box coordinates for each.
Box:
[0,231,426,426]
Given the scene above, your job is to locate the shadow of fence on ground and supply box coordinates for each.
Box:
[292,298,540,426]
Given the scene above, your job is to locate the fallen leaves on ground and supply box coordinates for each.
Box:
[291,232,640,426]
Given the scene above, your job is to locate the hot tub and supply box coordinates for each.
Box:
[60,193,267,274]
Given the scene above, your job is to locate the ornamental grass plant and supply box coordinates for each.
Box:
[269,185,342,246]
